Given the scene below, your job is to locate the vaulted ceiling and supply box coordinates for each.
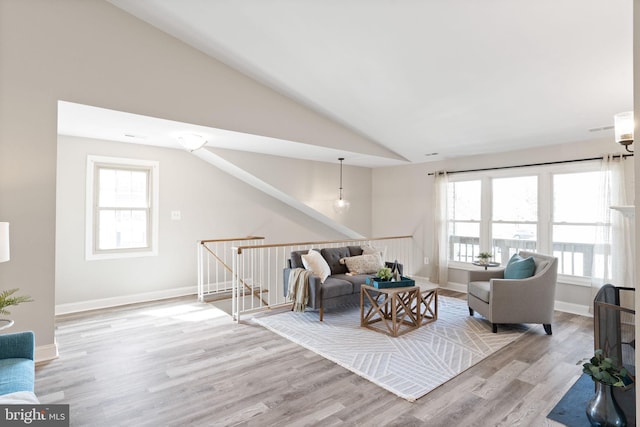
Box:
[100,0,633,166]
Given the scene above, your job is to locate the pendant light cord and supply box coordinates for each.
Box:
[339,157,345,199]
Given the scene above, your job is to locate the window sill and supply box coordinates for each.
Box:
[448,263,593,287]
[448,261,502,271]
[557,274,592,287]
[86,249,158,261]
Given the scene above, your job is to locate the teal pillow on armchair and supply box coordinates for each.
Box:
[503,254,536,279]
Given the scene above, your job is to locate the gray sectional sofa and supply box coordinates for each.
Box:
[283,245,401,320]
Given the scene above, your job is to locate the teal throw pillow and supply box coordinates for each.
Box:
[504,254,536,279]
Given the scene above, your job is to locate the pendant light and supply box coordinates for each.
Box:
[333,158,350,214]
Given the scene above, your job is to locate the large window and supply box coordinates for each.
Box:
[445,161,611,282]
[86,156,159,260]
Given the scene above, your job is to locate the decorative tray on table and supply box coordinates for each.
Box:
[365,276,416,289]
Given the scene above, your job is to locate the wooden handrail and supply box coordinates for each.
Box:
[234,235,413,254]
[200,236,265,244]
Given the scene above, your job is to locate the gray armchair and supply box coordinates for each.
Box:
[467,251,558,334]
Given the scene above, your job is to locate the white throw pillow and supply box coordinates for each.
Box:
[344,253,384,275]
[301,250,331,283]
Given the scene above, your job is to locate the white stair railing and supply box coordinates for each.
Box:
[197,236,265,302]
[230,236,415,322]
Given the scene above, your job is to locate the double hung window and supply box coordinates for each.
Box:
[491,176,537,264]
[447,180,481,263]
[86,156,159,260]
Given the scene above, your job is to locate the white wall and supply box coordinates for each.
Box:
[372,137,635,310]
[56,136,372,308]
[210,148,373,236]
[0,0,386,356]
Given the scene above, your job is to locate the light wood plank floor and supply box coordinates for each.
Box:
[35,290,593,426]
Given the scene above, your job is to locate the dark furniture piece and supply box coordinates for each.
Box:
[594,284,635,371]
[283,246,401,320]
[593,284,635,423]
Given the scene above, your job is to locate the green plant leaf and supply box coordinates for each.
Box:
[581,349,631,388]
[0,288,33,315]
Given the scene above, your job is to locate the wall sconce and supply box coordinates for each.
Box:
[0,222,10,263]
[614,111,634,153]
[333,158,350,214]
[178,133,208,152]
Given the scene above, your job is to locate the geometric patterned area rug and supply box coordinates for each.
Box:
[253,295,528,402]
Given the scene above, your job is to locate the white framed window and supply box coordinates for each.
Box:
[552,170,604,278]
[444,160,606,284]
[86,156,159,260]
[447,180,481,263]
[491,175,538,264]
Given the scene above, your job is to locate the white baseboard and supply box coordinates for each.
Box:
[441,281,468,293]
[409,277,467,293]
[410,275,432,284]
[35,343,59,363]
[554,301,591,317]
[55,286,198,315]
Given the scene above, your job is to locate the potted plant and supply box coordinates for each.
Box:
[579,349,632,426]
[376,267,392,281]
[0,288,33,316]
[476,252,492,265]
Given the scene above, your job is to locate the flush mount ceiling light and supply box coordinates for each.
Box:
[333,157,350,214]
[614,111,634,153]
[178,133,207,152]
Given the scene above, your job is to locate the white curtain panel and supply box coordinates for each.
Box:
[590,155,632,302]
[432,171,449,285]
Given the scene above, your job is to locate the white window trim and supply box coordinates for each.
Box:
[444,160,602,285]
[85,155,159,260]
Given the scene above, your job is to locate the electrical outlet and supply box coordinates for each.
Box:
[424,257,430,264]
[171,210,181,221]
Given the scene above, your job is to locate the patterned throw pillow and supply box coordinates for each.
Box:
[301,250,331,283]
[343,253,384,275]
[361,244,386,260]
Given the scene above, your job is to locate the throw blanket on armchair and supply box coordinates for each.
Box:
[287,268,312,312]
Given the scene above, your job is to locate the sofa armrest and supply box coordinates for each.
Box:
[469,268,505,282]
[283,267,293,297]
[283,267,323,309]
[0,331,35,361]
[489,276,556,322]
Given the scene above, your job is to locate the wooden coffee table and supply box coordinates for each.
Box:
[416,283,438,326]
[360,283,439,337]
